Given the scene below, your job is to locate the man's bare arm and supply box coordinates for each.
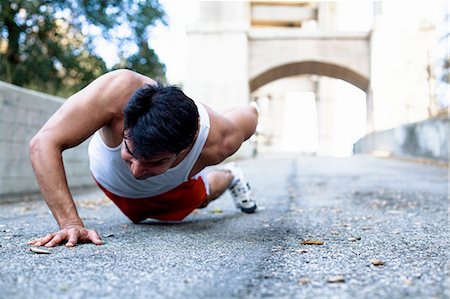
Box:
[28,69,152,247]
[199,105,258,167]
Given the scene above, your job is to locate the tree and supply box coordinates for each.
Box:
[439,11,449,85]
[442,55,449,85]
[0,0,166,97]
[436,11,449,112]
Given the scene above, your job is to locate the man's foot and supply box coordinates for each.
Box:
[222,163,257,213]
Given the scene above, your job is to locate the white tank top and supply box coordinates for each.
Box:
[88,101,210,198]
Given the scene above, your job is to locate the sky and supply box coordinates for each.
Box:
[92,0,199,83]
[141,0,200,84]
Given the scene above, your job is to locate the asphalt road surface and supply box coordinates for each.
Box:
[0,154,448,299]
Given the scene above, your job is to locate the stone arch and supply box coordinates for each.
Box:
[249,61,370,93]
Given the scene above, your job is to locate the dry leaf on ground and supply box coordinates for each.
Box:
[327,275,345,283]
[212,208,223,214]
[29,247,51,254]
[302,240,324,245]
[348,237,361,242]
[298,278,311,285]
[370,259,385,266]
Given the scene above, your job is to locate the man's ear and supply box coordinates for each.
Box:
[123,129,129,139]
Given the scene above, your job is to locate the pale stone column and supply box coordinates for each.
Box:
[184,2,253,157]
[184,1,250,110]
[365,85,374,133]
[271,92,287,152]
[315,77,336,156]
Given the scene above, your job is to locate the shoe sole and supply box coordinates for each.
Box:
[240,205,257,213]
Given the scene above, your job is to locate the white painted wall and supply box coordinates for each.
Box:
[354,116,449,161]
[185,1,250,110]
[0,82,93,199]
[369,1,446,131]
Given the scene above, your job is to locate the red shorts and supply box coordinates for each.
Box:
[95,178,208,223]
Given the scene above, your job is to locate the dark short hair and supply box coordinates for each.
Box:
[123,83,199,159]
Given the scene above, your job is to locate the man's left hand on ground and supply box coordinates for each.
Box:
[27,224,103,247]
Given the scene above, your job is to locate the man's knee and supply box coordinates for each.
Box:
[206,170,233,202]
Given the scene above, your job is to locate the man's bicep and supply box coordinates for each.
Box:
[227,125,253,155]
[225,106,258,143]
[36,82,120,150]
[36,100,107,149]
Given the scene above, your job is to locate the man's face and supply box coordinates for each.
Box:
[120,139,178,180]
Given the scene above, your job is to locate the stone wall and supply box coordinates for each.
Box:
[0,82,93,199]
[354,116,449,161]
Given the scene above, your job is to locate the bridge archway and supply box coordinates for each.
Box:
[249,61,370,93]
[250,61,372,156]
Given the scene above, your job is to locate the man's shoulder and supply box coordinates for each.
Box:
[81,70,155,114]
[201,117,232,165]
[98,69,155,94]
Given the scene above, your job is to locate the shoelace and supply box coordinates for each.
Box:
[230,180,252,204]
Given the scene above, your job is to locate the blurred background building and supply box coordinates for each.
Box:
[0,0,447,197]
[169,1,448,157]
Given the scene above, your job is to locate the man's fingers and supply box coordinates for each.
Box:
[66,233,78,247]
[33,233,54,246]
[92,238,104,245]
[88,230,103,245]
[27,227,103,247]
[27,235,50,245]
[45,233,65,247]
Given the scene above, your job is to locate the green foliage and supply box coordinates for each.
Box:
[0,0,166,97]
[442,55,449,85]
[440,13,449,85]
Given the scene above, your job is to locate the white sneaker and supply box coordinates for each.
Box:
[222,163,257,213]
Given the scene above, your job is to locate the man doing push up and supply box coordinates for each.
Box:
[28,69,258,248]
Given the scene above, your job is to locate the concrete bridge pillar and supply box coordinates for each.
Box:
[315,78,337,156]
[365,86,374,133]
[184,1,250,110]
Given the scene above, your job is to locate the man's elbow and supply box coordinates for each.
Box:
[29,133,58,163]
[244,105,258,141]
[29,134,43,163]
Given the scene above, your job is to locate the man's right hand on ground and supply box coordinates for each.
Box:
[27,224,103,248]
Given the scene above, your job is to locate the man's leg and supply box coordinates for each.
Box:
[200,165,257,214]
[198,170,233,208]
[198,104,258,211]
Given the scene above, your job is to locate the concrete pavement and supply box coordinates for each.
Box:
[0,154,448,299]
